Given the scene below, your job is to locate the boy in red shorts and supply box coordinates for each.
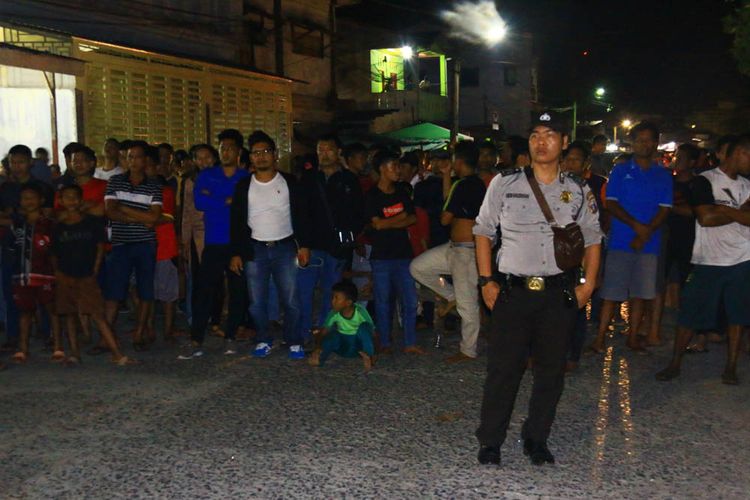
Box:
[4,184,60,363]
[53,184,135,365]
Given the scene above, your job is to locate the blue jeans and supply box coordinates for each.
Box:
[296,249,345,340]
[104,241,157,301]
[245,240,301,345]
[371,259,418,348]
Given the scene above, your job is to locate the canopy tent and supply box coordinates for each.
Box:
[380,122,473,151]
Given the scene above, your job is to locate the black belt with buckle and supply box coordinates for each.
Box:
[499,272,572,291]
[251,235,295,247]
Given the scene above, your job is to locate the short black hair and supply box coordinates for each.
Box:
[173,149,189,163]
[105,137,120,147]
[400,151,420,168]
[145,145,160,165]
[247,130,276,152]
[119,139,134,151]
[19,182,44,199]
[317,133,342,149]
[565,140,591,160]
[592,135,608,146]
[454,141,479,168]
[35,147,49,157]
[8,144,32,159]
[189,143,219,162]
[507,136,529,165]
[62,142,82,158]
[343,142,367,159]
[128,140,149,156]
[629,122,660,142]
[478,141,497,153]
[726,134,750,158]
[60,183,83,198]
[332,280,358,302]
[677,143,700,161]
[717,134,739,152]
[217,129,244,149]
[371,149,399,173]
[157,142,174,152]
[72,145,96,162]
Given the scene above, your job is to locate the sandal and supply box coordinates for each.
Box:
[51,350,66,362]
[113,356,140,366]
[11,351,27,364]
[210,325,225,338]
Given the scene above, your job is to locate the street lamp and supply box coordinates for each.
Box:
[595,87,606,99]
[401,46,414,59]
[621,119,632,128]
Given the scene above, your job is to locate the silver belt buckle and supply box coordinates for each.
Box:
[525,276,545,291]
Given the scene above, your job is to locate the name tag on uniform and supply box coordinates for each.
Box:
[506,193,529,199]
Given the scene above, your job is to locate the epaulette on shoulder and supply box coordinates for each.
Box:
[563,171,587,187]
[499,167,523,177]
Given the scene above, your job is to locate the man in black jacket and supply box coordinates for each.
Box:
[228,131,312,360]
[296,134,364,341]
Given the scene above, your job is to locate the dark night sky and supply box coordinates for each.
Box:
[343,0,748,121]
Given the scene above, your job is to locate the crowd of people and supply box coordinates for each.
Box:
[0,123,748,389]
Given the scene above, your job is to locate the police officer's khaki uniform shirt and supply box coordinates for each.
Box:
[473,167,603,277]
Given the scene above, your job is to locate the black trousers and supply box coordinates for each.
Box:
[190,244,248,344]
[476,284,578,446]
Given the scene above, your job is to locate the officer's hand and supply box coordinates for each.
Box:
[229,256,244,275]
[574,284,595,309]
[297,247,311,267]
[481,281,501,310]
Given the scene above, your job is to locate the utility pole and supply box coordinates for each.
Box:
[572,101,577,141]
[450,59,461,147]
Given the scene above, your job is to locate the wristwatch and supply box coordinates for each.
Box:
[478,275,496,287]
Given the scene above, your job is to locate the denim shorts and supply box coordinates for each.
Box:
[104,241,157,301]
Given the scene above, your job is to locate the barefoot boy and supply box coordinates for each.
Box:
[309,281,375,371]
[53,184,135,365]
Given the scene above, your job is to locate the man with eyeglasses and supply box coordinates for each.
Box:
[229,130,312,360]
[178,129,249,360]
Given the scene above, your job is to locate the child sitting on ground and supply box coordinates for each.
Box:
[53,184,136,366]
[309,281,376,372]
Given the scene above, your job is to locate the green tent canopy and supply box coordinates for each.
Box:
[380,122,473,151]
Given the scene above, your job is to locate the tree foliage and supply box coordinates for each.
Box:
[724,0,750,77]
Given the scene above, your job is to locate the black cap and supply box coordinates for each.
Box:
[430,148,451,159]
[529,110,569,135]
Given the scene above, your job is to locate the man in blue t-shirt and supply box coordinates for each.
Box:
[589,122,672,353]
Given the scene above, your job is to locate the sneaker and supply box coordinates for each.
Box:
[223,339,237,355]
[177,343,204,360]
[252,342,272,358]
[288,344,305,360]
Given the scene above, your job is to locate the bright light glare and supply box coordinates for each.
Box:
[690,123,696,129]
[595,87,606,98]
[441,1,508,47]
[621,119,632,128]
[401,46,413,59]
[606,143,619,152]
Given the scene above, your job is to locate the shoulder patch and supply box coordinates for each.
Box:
[563,171,587,187]
[499,167,523,177]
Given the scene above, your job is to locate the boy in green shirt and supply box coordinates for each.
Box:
[309,281,375,372]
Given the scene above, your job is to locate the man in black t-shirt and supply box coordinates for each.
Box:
[410,142,486,362]
[365,150,424,355]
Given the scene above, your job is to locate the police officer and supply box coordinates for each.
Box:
[473,111,602,466]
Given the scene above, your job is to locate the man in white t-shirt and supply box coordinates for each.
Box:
[229,130,312,360]
[657,134,750,385]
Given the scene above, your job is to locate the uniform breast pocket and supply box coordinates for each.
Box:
[502,198,541,226]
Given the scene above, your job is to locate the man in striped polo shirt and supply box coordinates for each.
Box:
[104,140,163,350]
